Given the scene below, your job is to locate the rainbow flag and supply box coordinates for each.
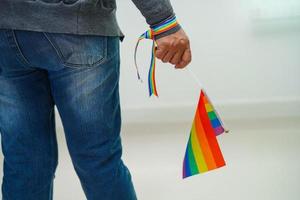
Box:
[183,89,226,178]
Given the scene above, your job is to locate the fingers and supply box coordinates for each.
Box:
[156,39,191,68]
[155,47,168,60]
[155,29,192,68]
[155,40,173,62]
[156,39,185,63]
[162,49,176,63]
[175,48,192,68]
[170,49,184,65]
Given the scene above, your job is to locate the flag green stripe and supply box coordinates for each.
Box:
[207,111,217,120]
[187,135,199,175]
[191,123,208,172]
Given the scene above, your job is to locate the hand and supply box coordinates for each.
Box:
[155,29,192,68]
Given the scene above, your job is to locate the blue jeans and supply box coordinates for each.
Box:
[0,29,137,200]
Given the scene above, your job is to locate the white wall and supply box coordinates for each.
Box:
[116,0,300,122]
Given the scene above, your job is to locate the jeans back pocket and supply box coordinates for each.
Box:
[43,32,108,68]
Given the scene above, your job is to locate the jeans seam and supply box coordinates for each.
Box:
[42,32,65,65]
[12,30,36,69]
[43,32,108,68]
[49,107,57,173]
[5,29,35,69]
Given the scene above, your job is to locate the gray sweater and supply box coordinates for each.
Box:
[0,0,179,39]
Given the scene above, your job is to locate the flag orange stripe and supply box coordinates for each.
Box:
[199,91,226,167]
[202,91,210,104]
[194,108,217,170]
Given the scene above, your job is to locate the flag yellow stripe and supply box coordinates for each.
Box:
[191,123,208,172]
[205,103,214,112]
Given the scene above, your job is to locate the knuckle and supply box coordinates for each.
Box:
[171,40,178,47]
[179,39,186,45]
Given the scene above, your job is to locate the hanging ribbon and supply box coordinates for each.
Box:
[134,16,179,97]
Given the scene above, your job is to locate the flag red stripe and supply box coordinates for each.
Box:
[198,91,226,167]
[194,107,217,170]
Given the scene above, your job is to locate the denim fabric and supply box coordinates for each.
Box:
[0,29,137,200]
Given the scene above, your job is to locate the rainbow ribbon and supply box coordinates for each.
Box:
[134,16,179,97]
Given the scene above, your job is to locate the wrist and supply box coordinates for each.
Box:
[150,15,181,40]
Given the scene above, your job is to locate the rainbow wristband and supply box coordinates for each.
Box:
[134,16,179,97]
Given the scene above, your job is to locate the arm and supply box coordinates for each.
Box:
[132,0,192,68]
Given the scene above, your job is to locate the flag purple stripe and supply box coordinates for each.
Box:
[214,126,225,136]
